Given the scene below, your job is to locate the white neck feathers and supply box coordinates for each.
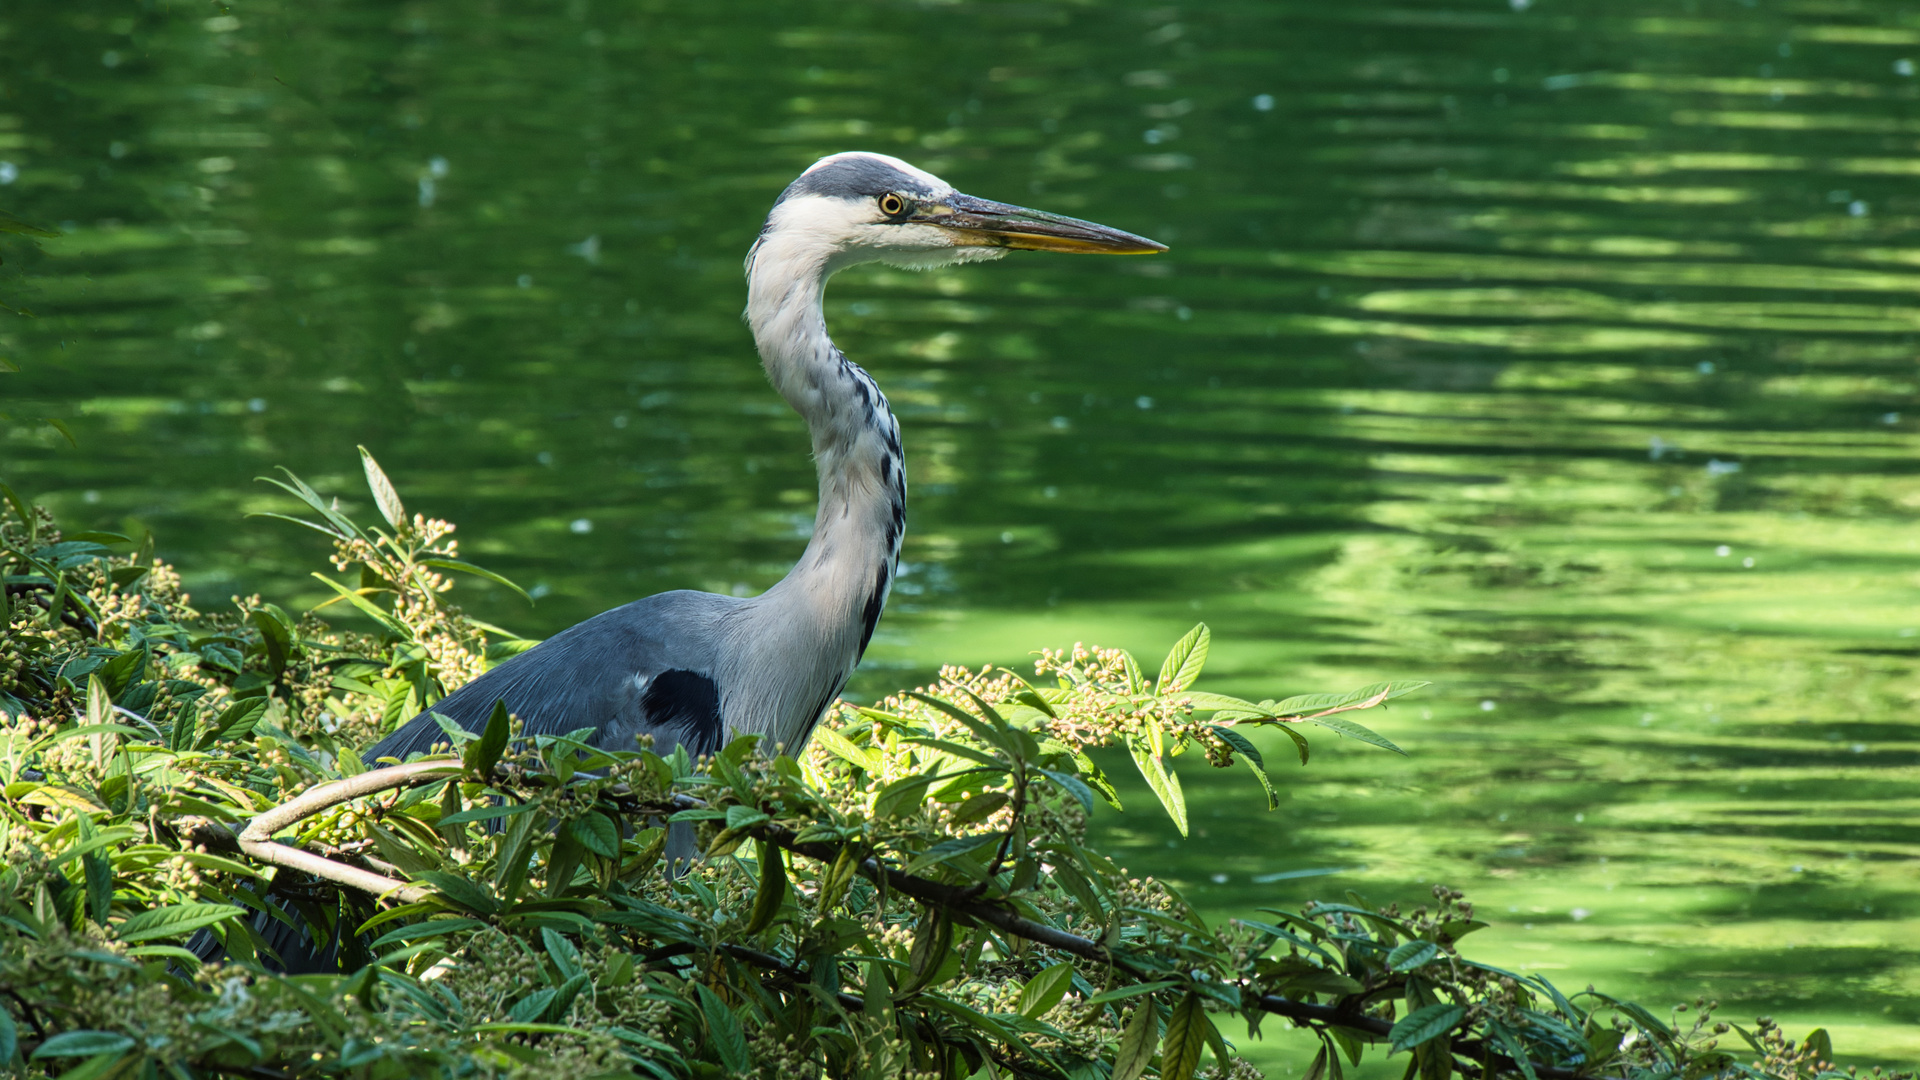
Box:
[727,218,906,742]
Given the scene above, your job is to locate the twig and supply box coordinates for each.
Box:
[4,987,47,1040]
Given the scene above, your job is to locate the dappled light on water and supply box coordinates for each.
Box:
[3,0,1918,1068]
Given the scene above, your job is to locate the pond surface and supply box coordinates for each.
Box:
[5,0,1919,1068]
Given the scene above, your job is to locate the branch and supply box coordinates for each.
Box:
[743,816,1618,1080]
[183,759,466,905]
[193,767,1614,1080]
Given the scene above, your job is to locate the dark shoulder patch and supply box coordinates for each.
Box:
[793,679,847,755]
[780,156,932,204]
[641,669,725,757]
[857,563,890,657]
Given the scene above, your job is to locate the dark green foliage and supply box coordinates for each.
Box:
[0,466,1890,1080]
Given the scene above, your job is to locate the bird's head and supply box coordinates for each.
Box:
[750,151,1166,279]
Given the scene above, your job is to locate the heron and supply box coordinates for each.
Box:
[202,155,1161,971]
[365,151,1164,771]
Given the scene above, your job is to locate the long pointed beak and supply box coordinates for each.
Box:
[919,192,1167,255]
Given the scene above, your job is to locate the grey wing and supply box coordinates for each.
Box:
[364,590,733,763]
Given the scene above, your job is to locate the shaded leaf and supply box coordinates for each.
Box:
[1111,999,1159,1080]
[902,832,1002,877]
[1388,940,1441,972]
[1017,962,1075,1019]
[31,1033,131,1059]
[1160,993,1207,1080]
[695,984,750,1072]
[1389,1004,1465,1052]
[115,902,244,943]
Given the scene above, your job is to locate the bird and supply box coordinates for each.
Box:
[364,151,1164,771]
[196,152,1161,972]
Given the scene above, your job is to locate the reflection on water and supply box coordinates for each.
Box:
[4,0,1918,1067]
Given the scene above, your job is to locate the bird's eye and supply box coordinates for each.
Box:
[878,193,908,218]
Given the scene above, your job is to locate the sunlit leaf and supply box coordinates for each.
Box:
[1303,714,1406,756]
[1157,623,1210,693]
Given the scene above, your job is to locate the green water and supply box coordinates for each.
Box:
[5,0,1920,1067]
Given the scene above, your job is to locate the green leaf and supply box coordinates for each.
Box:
[1388,940,1441,972]
[904,691,1017,757]
[1127,738,1188,836]
[1016,962,1075,1019]
[1111,998,1159,1080]
[257,468,362,540]
[416,871,501,916]
[542,972,589,1022]
[249,607,293,677]
[1040,768,1094,813]
[901,832,1003,876]
[1488,1020,1537,1080]
[1305,714,1406,756]
[873,770,941,819]
[439,801,534,827]
[744,840,788,934]
[1275,723,1311,765]
[1157,623,1210,693]
[43,418,78,449]
[901,735,1007,770]
[1304,1045,1329,1080]
[115,902,244,943]
[946,790,1010,827]
[695,984,751,1072]
[32,1032,131,1059]
[75,816,112,927]
[370,918,487,950]
[811,725,878,771]
[1160,993,1207,1080]
[1267,681,1427,717]
[567,812,620,858]
[1074,752,1123,809]
[307,572,410,638]
[1085,981,1178,1006]
[1389,1003,1465,1052]
[0,480,34,544]
[0,209,62,238]
[1803,1028,1834,1063]
[196,696,269,751]
[420,558,533,603]
[1212,726,1280,809]
[358,446,407,529]
[0,1006,15,1064]
[901,905,954,995]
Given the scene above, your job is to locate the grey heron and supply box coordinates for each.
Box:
[366,152,1165,769]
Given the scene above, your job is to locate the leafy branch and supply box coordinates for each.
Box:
[0,461,1887,1080]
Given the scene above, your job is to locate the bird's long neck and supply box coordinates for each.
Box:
[734,238,904,738]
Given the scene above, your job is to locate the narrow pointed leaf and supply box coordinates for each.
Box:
[1157,623,1210,693]
[359,446,407,528]
[1305,714,1406,756]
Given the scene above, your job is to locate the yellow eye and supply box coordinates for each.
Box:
[878,193,907,217]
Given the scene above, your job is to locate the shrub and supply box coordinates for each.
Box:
[0,458,1892,1080]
